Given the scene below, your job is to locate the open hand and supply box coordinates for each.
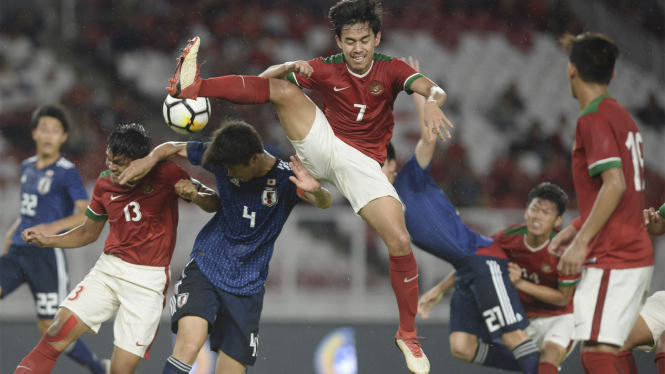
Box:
[119,156,157,185]
[418,287,444,320]
[288,155,321,192]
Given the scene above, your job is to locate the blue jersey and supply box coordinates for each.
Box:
[394,156,493,269]
[12,156,89,247]
[187,142,304,295]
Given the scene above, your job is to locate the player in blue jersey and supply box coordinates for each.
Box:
[378,59,540,374]
[1,104,108,373]
[118,120,332,374]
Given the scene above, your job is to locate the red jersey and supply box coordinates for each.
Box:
[84,161,190,267]
[494,225,579,318]
[286,53,422,163]
[571,93,654,269]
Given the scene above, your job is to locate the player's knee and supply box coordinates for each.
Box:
[449,334,476,362]
[44,314,77,343]
[385,233,411,256]
[541,342,565,366]
[269,78,298,102]
[178,342,203,364]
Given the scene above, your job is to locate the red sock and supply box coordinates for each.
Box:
[656,352,665,374]
[581,351,625,374]
[199,75,270,104]
[389,251,419,334]
[617,351,638,374]
[538,361,558,374]
[15,338,61,373]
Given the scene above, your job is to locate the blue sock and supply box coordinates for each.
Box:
[163,355,193,374]
[472,340,522,371]
[512,339,540,374]
[65,339,106,374]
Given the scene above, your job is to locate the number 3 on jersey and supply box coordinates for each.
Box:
[625,131,644,191]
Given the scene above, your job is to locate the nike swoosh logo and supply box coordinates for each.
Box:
[110,194,124,200]
[404,274,419,283]
[574,323,584,327]
[333,86,350,91]
[136,342,146,347]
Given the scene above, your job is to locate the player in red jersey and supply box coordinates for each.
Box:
[548,32,654,374]
[164,1,454,372]
[419,183,580,374]
[617,203,665,374]
[14,124,220,374]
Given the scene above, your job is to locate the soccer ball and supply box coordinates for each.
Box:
[162,95,211,134]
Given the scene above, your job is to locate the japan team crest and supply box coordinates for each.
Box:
[369,80,384,95]
[177,293,189,308]
[37,170,54,194]
[262,187,278,207]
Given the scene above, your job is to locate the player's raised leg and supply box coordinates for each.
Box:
[36,319,108,374]
[162,316,208,374]
[359,196,429,374]
[108,347,141,374]
[15,307,89,374]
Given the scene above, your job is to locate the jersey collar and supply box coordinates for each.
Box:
[346,60,374,78]
[523,236,549,253]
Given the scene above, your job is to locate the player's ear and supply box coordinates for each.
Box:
[375,31,381,46]
[611,69,617,81]
[554,215,563,228]
[567,62,576,80]
[335,35,342,50]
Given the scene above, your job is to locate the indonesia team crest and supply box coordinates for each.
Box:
[541,263,553,273]
[369,80,384,95]
[177,293,189,308]
[262,187,278,207]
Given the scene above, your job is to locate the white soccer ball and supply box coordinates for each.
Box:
[162,95,211,134]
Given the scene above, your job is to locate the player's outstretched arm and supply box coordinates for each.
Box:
[259,61,313,79]
[288,155,332,209]
[644,206,665,236]
[3,218,20,255]
[403,57,436,169]
[119,142,189,185]
[175,179,221,213]
[418,270,456,319]
[34,199,89,236]
[509,263,576,307]
[22,218,105,249]
[409,74,454,142]
[558,167,625,275]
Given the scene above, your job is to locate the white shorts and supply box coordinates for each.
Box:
[290,106,401,214]
[60,253,170,358]
[572,266,653,346]
[526,313,575,352]
[635,291,665,352]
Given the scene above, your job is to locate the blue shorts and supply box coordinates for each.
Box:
[0,244,69,319]
[450,255,529,341]
[169,259,264,366]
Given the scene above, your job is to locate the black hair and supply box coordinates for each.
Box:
[385,142,396,162]
[560,32,620,85]
[107,123,152,161]
[31,104,71,132]
[527,182,569,217]
[202,120,264,166]
[328,0,382,38]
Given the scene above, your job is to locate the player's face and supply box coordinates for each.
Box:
[336,22,381,75]
[567,62,578,99]
[105,151,132,184]
[225,163,257,183]
[524,198,562,237]
[32,116,68,157]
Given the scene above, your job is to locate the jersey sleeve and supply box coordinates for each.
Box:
[85,181,108,222]
[388,58,424,95]
[398,156,432,192]
[577,115,622,177]
[286,57,325,90]
[659,203,665,219]
[557,271,581,288]
[187,141,216,172]
[66,168,89,202]
[571,217,583,231]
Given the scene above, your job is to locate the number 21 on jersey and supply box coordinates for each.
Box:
[625,131,644,191]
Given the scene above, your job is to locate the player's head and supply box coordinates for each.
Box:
[106,123,152,184]
[329,0,382,75]
[525,182,568,237]
[560,32,619,98]
[380,142,397,184]
[202,120,265,182]
[31,104,70,157]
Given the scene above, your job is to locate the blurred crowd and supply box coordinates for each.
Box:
[0,0,663,209]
